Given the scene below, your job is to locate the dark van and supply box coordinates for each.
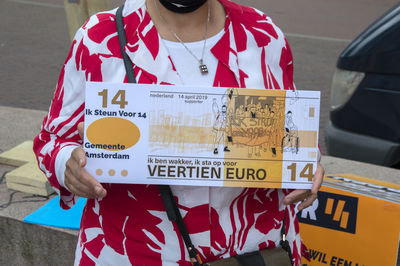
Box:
[325,4,400,168]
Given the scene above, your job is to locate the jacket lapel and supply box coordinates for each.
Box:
[210,1,241,86]
[210,24,240,85]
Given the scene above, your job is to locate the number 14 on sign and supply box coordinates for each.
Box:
[287,163,314,181]
[98,89,128,109]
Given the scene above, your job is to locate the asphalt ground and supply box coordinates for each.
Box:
[0,0,398,154]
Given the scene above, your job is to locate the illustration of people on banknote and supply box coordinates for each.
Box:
[212,95,231,154]
[211,89,287,159]
[283,111,299,154]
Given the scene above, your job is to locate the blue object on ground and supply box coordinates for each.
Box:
[23,196,86,230]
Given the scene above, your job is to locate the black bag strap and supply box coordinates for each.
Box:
[158,185,204,265]
[116,5,136,84]
[279,210,294,265]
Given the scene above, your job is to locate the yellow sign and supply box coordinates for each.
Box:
[299,176,400,266]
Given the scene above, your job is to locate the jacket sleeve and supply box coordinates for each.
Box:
[33,27,87,209]
[282,37,296,91]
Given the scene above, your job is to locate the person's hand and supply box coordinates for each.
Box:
[283,162,324,210]
[64,122,107,198]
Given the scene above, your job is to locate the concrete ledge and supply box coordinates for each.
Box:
[0,164,78,266]
[321,156,400,185]
[0,217,77,266]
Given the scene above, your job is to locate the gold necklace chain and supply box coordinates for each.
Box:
[153,0,210,74]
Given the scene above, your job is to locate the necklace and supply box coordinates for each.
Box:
[154,0,210,74]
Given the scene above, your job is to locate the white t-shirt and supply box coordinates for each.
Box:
[162,29,224,86]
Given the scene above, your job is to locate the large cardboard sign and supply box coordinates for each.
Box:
[299,176,400,266]
[84,82,320,189]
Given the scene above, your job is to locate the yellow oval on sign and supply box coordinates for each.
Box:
[86,117,140,151]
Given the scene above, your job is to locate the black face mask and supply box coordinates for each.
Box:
[159,0,207,13]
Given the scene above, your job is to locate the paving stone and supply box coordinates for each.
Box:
[5,162,54,197]
[0,141,36,167]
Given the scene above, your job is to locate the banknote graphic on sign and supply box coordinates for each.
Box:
[84,82,320,189]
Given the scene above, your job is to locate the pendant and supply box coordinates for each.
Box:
[199,60,208,74]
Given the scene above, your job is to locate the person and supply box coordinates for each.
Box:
[212,95,230,154]
[33,0,324,265]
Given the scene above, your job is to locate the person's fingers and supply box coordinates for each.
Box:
[65,174,94,198]
[77,122,84,140]
[298,192,318,211]
[65,164,107,198]
[283,189,310,205]
[64,168,88,197]
[65,166,91,197]
[283,189,318,211]
[297,163,325,210]
[64,167,97,196]
[67,180,103,199]
[78,168,107,198]
[311,163,325,195]
[71,146,86,167]
[283,163,325,209]
[65,147,107,198]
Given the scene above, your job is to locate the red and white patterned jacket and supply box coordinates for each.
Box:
[33,0,309,265]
